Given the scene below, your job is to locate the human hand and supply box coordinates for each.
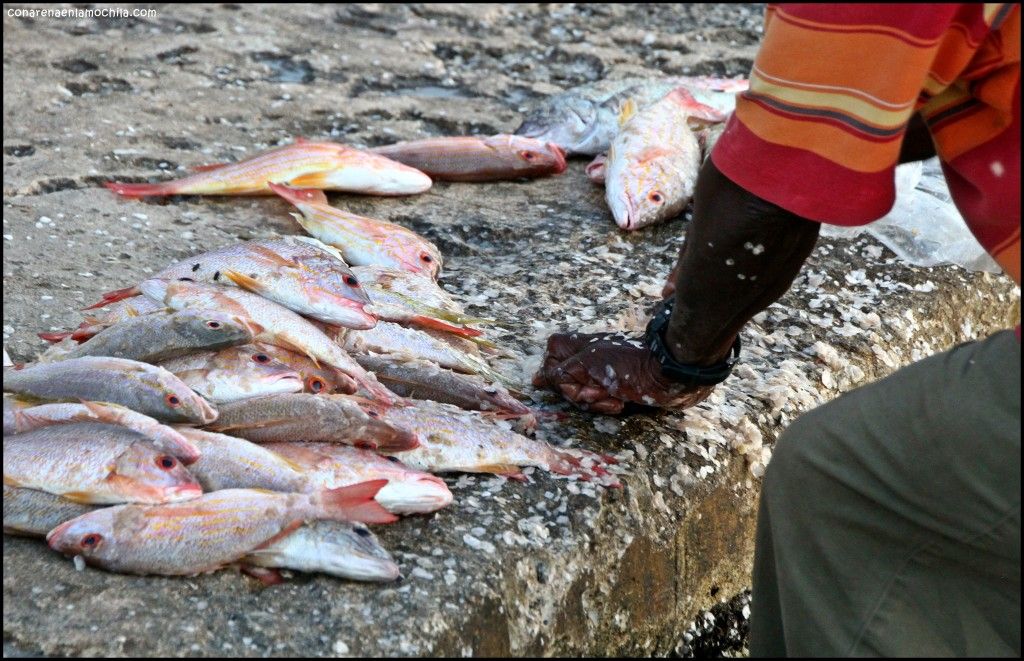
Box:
[532,331,715,414]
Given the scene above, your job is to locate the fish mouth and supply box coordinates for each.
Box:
[331,300,377,330]
[45,520,75,549]
[332,554,401,582]
[194,397,219,425]
[548,144,568,173]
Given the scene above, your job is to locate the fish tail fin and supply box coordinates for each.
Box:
[548,450,622,488]
[409,315,483,338]
[618,98,637,127]
[585,154,607,184]
[82,285,140,310]
[268,182,328,206]
[38,331,73,343]
[104,181,178,197]
[316,480,398,524]
[668,88,728,123]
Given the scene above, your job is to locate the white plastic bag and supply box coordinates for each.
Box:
[821,158,1001,273]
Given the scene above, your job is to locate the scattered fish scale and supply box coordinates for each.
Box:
[46,484,397,576]
[515,75,747,155]
[381,400,619,485]
[104,140,432,197]
[3,422,202,505]
[85,236,376,330]
[159,345,303,404]
[264,441,453,514]
[205,393,419,452]
[370,134,567,182]
[3,356,218,425]
[3,399,201,464]
[271,183,443,279]
[3,484,101,538]
[61,309,256,364]
[140,278,393,403]
[243,521,400,583]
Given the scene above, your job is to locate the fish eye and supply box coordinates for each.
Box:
[353,526,371,538]
[165,394,182,408]
[155,455,178,470]
[343,275,359,287]
[385,455,400,463]
[519,150,537,161]
[366,410,380,418]
[253,353,271,364]
[420,253,433,264]
[648,191,664,205]
[307,376,326,393]
[80,533,102,549]
[205,320,222,329]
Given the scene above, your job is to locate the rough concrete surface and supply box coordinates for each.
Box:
[3,3,1019,657]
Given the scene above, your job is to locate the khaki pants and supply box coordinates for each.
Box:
[751,330,1021,657]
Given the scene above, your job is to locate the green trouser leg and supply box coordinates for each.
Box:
[750,330,1021,657]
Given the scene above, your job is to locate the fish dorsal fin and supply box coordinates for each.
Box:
[191,162,230,173]
[618,99,637,127]
[222,269,266,294]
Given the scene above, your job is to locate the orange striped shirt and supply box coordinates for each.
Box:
[712,3,1020,283]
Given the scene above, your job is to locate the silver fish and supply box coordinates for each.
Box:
[3,356,218,425]
[62,309,257,364]
[243,521,400,582]
[3,484,101,538]
[514,76,747,155]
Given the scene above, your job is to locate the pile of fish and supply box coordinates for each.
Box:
[3,129,619,585]
[4,73,741,584]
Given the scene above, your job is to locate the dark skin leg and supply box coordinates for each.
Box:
[534,113,935,413]
[533,159,818,412]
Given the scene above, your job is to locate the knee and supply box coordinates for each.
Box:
[763,409,827,500]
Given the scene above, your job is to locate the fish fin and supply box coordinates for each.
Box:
[374,428,420,453]
[221,269,267,294]
[636,146,673,165]
[103,181,177,198]
[618,98,637,127]
[253,519,304,552]
[249,244,299,269]
[79,400,120,420]
[240,564,286,586]
[3,476,23,487]
[283,172,333,190]
[316,480,398,524]
[61,491,97,504]
[268,182,328,206]
[476,464,528,481]
[409,315,483,338]
[15,408,52,431]
[37,331,73,343]
[82,286,140,311]
[190,162,230,173]
[585,154,606,184]
[667,88,729,123]
[270,335,320,369]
